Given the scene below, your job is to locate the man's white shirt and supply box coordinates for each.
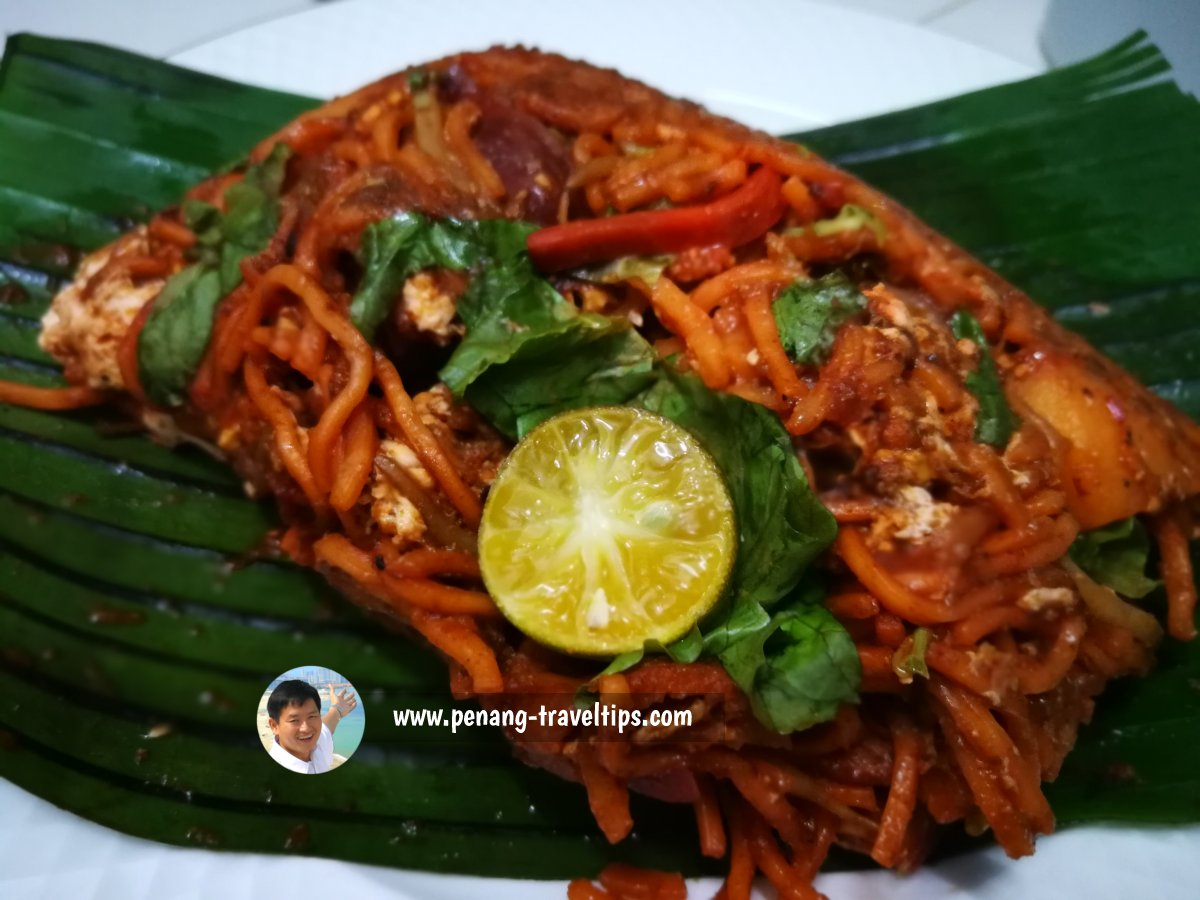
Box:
[268,722,334,774]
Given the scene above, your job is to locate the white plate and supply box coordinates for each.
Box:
[6,1,1200,898]
[168,0,1037,133]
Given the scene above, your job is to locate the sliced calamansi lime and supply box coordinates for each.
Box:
[479,406,736,656]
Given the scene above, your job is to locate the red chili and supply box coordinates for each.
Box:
[526,167,787,271]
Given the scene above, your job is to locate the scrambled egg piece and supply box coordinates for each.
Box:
[39,227,166,390]
[369,475,426,545]
[1018,587,1077,613]
[871,485,956,547]
[368,439,432,544]
[379,438,434,489]
[892,486,954,541]
[402,273,457,338]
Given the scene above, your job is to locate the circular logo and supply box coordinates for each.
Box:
[257,665,364,774]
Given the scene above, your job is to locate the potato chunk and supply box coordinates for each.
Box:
[1007,346,1200,529]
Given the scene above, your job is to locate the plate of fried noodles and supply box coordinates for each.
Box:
[3,1,1200,899]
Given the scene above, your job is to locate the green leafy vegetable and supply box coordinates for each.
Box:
[349,213,514,340]
[441,224,581,395]
[134,266,224,406]
[464,321,656,438]
[137,143,291,405]
[637,366,837,615]
[892,627,932,684]
[698,597,773,657]
[719,599,860,734]
[570,254,674,288]
[771,272,868,365]
[1069,517,1160,599]
[808,203,886,241]
[950,309,1019,447]
[617,630,706,670]
[433,215,663,435]
[576,628,705,704]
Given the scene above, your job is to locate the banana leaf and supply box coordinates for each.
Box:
[1,30,1199,880]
